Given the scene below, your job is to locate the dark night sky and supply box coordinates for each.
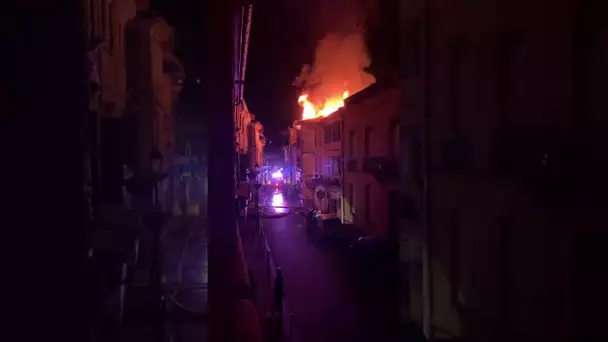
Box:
[150,0,318,145]
[149,0,396,145]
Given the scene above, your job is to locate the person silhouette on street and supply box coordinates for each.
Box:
[273,267,284,314]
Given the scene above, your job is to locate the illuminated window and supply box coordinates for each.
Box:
[329,198,338,214]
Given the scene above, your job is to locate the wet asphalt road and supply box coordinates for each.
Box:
[260,188,382,342]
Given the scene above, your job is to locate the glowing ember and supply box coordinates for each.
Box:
[298,91,349,120]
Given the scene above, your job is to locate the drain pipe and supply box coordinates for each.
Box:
[340,109,345,223]
[236,4,252,183]
[239,4,253,104]
[421,0,434,340]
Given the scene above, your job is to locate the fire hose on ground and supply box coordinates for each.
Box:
[165,222,208,317]
[257,206,309,219]
[166,204,307,316]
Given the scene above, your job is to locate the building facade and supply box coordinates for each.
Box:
[85,0,138,206]
[247,116,266,171]
[397,0,607,341]
[235,101,253,178]
[282,124,301,186]
[342,84,401,236]
[298,114,343,214]
[125,7,184,211]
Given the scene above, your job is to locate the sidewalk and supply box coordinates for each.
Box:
[239,218,298,342]
[239,218,272,340]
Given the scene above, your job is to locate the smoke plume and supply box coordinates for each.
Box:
[293,31,376,105]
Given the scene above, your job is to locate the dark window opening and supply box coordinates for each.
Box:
[324,126,331,144]
[329,198,338,214]
[364,126,372,157]
[332,121,342,142]
[349,130,355,157]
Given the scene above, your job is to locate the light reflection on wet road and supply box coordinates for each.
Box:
[259,189,375,342]
[270,190,288,213]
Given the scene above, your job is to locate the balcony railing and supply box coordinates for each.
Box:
[304,174,340,190]
[362,157,400,184]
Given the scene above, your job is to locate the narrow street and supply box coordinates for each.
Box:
[259,189,381,342]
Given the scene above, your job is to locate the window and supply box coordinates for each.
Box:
[329,198,338,214]
[324,122,342,144]
[364,126,372,157]
[348,130,355,157]
[332,121,342,142]
[324,126,332,144]
[364,184,371,223]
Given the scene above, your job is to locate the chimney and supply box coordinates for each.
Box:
[135,0,149,10]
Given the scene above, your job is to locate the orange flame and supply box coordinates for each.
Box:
[298,91,350,120]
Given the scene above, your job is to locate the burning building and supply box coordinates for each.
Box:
[293,32,376,121]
